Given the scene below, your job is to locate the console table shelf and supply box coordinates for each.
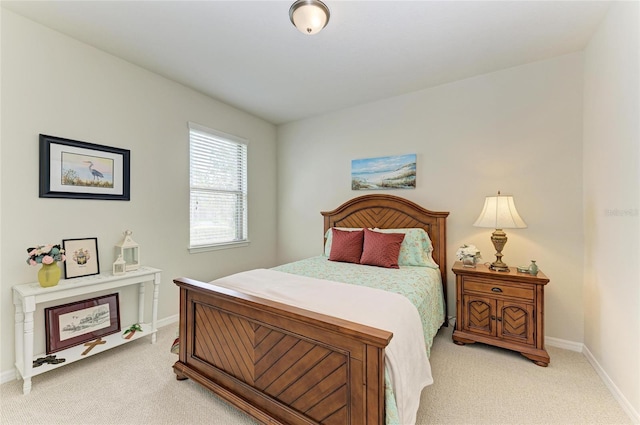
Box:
[13,266,161,394]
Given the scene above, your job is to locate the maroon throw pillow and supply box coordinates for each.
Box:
[360,228,405,269]
[329,228,364,264]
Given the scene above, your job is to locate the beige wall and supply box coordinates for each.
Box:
[583,1,640,419]
[277,53,585,344]
[0,10,277,376]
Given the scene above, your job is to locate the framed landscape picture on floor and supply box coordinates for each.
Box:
[45,293,120,354]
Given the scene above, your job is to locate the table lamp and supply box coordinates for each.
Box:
[473,191,527,272]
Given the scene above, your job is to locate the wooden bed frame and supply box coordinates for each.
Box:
[173,194,449,425]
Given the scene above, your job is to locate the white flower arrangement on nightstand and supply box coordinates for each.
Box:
[456,244,481,267]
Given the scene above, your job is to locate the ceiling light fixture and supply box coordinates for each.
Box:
[289,0,330,35]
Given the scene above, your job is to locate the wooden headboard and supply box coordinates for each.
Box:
[321,194,449,319]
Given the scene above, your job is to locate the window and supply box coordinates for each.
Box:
[189,122,248,251]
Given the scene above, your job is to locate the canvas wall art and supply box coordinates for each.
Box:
[351,154,416,190]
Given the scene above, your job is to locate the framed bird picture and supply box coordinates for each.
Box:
[39,134,130,200]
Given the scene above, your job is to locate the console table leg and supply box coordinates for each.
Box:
[151,272,160,344]
[138,282,145,324]
[22,308,35,395]
[22,378,32,395]
[13,300,24,381]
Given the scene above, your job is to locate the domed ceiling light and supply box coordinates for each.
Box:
[289,0,330,35]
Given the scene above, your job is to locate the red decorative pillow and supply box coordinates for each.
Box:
[329,228,364,264]
[360,228,405,269]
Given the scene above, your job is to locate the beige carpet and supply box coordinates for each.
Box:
[1,323,631,425]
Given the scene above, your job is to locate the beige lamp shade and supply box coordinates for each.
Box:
[473,194,527,229]
[290,0,330,35]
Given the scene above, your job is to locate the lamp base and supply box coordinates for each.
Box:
[490,229,510,272]
[489,262,510,272]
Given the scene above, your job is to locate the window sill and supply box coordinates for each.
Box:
[189,241,250,254]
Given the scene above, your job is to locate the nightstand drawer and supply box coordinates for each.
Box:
[463,278,534,301]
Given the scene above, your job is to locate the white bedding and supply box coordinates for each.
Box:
[210,268,432,425]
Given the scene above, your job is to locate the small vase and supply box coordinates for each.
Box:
[38,262,61,287]
[528,260,538,276]
[462,256,476,268]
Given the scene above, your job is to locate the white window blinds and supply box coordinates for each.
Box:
[189,123,248,250]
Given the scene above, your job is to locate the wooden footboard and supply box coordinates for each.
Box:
[173,277,393,425]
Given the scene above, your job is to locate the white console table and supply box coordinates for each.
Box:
[12,266,161,395]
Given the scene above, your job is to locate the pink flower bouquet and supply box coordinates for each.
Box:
[26,244,66,266]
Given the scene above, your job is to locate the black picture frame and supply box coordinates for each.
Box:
[45,293,120,354]
[62,237,100,279]
[39,134,130,200]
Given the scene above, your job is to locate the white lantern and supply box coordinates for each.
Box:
[112,255,126,276]
[115,230,140,271]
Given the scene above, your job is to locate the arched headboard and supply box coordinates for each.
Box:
[321,194,449,319]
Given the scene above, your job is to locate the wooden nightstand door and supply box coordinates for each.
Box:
[462,295,495,336]
[463,296,535,346]
[498,301,535,345]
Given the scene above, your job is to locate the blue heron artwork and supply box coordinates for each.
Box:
[60,152,114,188]
[351,154,416,190]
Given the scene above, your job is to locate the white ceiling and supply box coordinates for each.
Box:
[2,1,612,125]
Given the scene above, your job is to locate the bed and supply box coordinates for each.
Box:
[173,194,449,425]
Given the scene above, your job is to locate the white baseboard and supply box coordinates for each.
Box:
[1,368,16,385]
[545,335,584,352]
[1,314,180,386]
[583,345,640,424]
[157,314,179,329]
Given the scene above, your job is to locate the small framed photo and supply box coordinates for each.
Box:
[45,293,120,354]
[62,237,100,279]
[39,134,130,201]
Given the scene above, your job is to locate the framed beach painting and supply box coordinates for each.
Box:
[39,134,130,200]
[351,154,416,190]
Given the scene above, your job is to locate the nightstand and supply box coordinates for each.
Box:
[452,262,550,366]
